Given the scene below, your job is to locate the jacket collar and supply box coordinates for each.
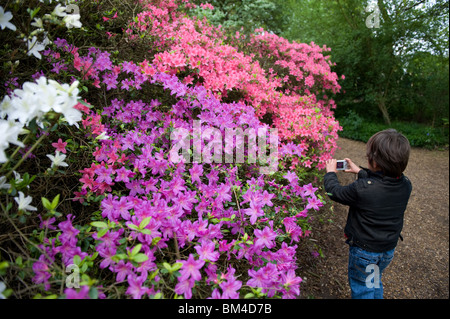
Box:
[361,167,404,183]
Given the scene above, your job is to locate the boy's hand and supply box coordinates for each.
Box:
[326,158,361,174]
[344,158,361,174]
[326,159,337,173]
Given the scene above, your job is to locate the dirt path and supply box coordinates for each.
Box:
[298,137,449,299]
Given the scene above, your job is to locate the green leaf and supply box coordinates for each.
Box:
[151,237,161,246]
[97,228,108,238]
[51,194,60,209]
[27,7,40,19]
[152,292,162,299]
[89,287,99,299]
[132,253,149,263]
[41,197,52,210]
[127,223,139,230]
[90,221,107,228]
[163,262,182,273]
[0,261,10,273]
[15,256,23,266]
[114,254,128,261]
[73,255,81,266]
[131,244,142,257]
[139,217,151,229]
[171,262,182,272]
[140,229,152,235]
[5,202,12,212]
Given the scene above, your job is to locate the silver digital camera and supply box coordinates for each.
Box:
[336,160,348,171]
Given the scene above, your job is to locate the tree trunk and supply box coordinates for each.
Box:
[377,96,391,125]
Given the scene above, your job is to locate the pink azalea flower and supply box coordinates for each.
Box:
[114,167,134,183]
[219,276,242,299]
[306,196,323,211]
[65,285,90,299]
[51,138,67,153]
[189,163,203,185]
[254,226,277,249]
[281,269,302,298]
[247,267,270,289]
[113,260,134,282]
[243,201,264,225]
[178,254,205,281]
[32,260,51,290]
[302,183,318,197]
[38,214,56,230]
[194,240,219,262]
[175,277,195,299]
[126,275,148,299]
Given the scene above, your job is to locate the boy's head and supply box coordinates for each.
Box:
[366,129,410,177]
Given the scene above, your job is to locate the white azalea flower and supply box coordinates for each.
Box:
[1,77,82,137]
[0,120,24,147]
[0,281,7,299]
[33,77,64,115]
[26,35,50,59]
[0,120,25,163]
[0,6,16,31]
[0,176,10,190]
[95,131,110,140]
[58,103,82,127]
[49,79,80,96]
[31,17,43,28]
[48,79,82,127]
[52,3,67,17]
[12,171,27,188]
[63,14,82,29]
[47,151,69,168]
[8,89,43,124]
[1,149,8,163]
[0,95,12,119]
[52,4,67,17]
[14,191,37,212]
[6,77,53,125]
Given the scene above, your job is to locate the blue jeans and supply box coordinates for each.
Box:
[348,246,395,299]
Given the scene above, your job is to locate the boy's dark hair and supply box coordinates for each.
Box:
[366,129,410,177]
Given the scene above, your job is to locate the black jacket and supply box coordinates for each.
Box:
[324,168,412,252]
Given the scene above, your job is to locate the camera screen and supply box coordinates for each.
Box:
[336,161,344,169]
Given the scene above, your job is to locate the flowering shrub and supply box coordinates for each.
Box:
[127,0,342,169]
[0,0,342,299]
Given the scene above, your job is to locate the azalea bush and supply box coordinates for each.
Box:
[0,0,342,299]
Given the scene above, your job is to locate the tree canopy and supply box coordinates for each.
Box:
[278,0,449,125]
[190,0,288,34]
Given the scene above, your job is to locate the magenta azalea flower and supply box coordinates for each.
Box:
[178,254,205,282]
[219,276,242,299]
[254,226,278,249]
[194,240,220,262]
[51,138,68,153]
[65,285,90,299]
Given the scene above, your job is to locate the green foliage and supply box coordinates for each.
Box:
[280,0,449,126]
[338,110,449,149]
[0,0,327,299]
[190,0,288,35]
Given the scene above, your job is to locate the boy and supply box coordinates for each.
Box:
[324,129,412,299]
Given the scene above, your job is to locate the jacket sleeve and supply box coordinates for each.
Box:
[323,172,359,206]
